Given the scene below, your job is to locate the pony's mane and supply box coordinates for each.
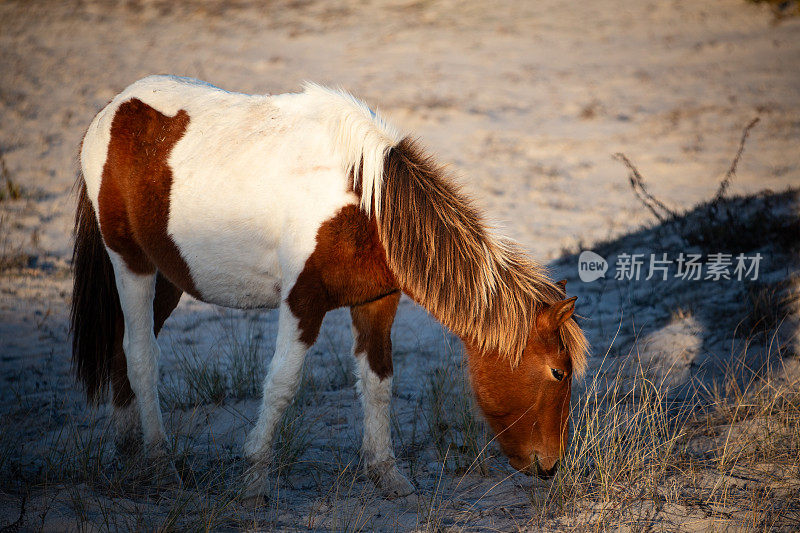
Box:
[308,84,588,375]
[303,82,401,211]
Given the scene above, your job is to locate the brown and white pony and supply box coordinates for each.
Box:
[71,76,588,500]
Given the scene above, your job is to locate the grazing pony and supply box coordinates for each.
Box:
[71,76,588,499]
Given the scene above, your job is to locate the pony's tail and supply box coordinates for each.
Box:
[70,176,120,403]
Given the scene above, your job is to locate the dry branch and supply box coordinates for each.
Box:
[614,152,677,223]
[714,117,760,201]
[615,117,760,223]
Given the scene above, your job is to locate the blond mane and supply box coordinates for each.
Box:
[379,139,587,374]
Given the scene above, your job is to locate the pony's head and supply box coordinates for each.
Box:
[464,295,579,478]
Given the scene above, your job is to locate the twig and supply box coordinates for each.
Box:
[0,148,22,201]
[0,148,6,180]
[714,117,760,201]
[614,153,678,223]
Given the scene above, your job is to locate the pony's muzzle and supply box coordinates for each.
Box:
[509,454,560,479]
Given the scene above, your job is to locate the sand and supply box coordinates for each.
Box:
[1,0,799,530]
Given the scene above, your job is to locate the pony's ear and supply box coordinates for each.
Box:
[556,279,567,293]
[538,297,577,331]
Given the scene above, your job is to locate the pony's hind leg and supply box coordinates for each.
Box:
[111,312,139,458]
[107,253,177,483]
[350,292,414,498]
[111,273,182,458]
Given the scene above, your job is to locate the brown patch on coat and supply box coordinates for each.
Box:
[110,273,183,407]
[97,98,199,297]
[350,291,400,379]
[287,205,398,348]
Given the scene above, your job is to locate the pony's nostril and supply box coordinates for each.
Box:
[535,459,559,479]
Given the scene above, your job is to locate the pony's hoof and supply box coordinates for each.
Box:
[152,460,182,489]
[144,443,182,488]
[368,463,415,498]
[241,492,266,509]
[240,466,270,506]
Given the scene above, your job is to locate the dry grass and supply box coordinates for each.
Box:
[160,318,266,409]
[529,355,694,527]
[1,318,798,530]
[0,214,31,272]
[0,150,23,203]
[422,364,492,476]
[742,275,800,343]
[522,343,800,530]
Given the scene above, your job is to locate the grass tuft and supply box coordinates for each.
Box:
[423,363,492,476]
[223,318,266,399]
[0,214,31,272]
[527,340,800,529]
[161,317,267,409]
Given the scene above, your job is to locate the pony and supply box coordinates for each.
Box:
[71,75,588,500]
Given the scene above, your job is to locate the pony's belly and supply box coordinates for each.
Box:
[194,271,282,309]
[174,233,283,309]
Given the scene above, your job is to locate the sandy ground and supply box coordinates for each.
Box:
[1,0,799,530]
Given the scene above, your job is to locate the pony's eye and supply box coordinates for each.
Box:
[551,368,565,381]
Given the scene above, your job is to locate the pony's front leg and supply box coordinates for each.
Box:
[242,301,320,502]
[107,253,177,485]
[350,292,414,498]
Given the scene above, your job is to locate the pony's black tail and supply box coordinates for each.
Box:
[70,176,120,403]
